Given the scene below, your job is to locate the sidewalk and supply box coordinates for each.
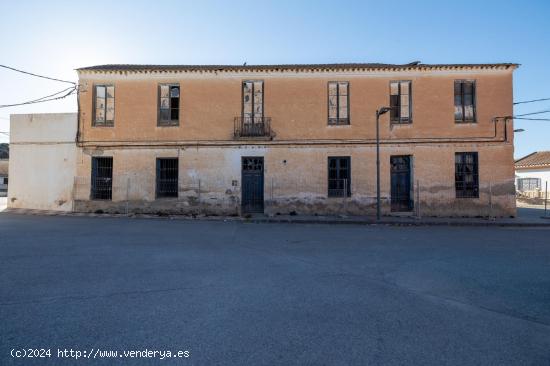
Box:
[2,206,549,227]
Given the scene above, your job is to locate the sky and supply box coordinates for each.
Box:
[1,0,549,158]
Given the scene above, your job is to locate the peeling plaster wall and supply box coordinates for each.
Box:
[8,113,77,211]
[74,144,515,217]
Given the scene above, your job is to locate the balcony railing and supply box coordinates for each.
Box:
[234,116,272,138]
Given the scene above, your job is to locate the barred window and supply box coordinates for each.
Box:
[91,157,113,200]
[328,156,351,197]
[94,85,115,126]
[156,158,178,198]
[328,81,349,125]
[517,178,541,191]
[390,81,412,124]
[455,152,479,198]
[159,84,180,126]
[455,80,476,122]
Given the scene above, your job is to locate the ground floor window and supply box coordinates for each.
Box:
[328,156,351,197]
[517,177,541,191]
[455,152,479,198]
[91,157,113,200]
[156,158,179,198]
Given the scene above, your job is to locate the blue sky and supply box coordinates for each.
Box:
[1,0,549,158]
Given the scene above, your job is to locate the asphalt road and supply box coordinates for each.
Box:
[1,214,549,365]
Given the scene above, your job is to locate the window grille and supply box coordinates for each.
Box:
[328,156,351,197]
[156,158,178,198]
[91,157,113,200]
[517,178,541,191]
[455,152,479,198]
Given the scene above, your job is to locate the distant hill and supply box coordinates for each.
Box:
[0,143,8,159]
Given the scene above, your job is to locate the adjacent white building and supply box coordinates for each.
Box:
[8,113,78,211]
[515,151,550,198]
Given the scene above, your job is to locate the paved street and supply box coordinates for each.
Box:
[1,213,550,365]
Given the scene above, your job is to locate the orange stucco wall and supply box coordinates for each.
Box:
[77,69,513,143]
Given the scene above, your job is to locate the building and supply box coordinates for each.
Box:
[515,151,550,198]
[9,62,519,217]
[8,114,77,210]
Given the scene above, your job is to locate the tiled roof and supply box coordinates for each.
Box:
[76,62,519,73]
[515,151,550,168]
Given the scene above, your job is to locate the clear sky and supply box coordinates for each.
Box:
[1,0,549,158]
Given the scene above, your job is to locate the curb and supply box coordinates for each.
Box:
[2,209,550,227]
[247,218,550,227]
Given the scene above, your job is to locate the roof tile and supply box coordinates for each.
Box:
[515,151,550,168]
[76,63,519,73]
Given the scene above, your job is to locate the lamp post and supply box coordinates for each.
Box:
[375,107,392,221]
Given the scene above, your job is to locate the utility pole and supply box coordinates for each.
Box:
[375,107,392,221]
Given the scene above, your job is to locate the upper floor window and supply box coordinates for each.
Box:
[390,81,412,124]
[328,81,349,125]
[93,85,114,126]
[455,152,479,198]
[455,80,476,123]
[242,81,264,123]
[159,84,180,126]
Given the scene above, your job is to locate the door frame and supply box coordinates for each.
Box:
[241,156,264,214]
[390,155,414,212]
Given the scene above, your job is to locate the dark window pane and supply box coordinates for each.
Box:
[390,95,399,120]
[454,81,462,95]
[171,108,179,121]
[170,97,179,109]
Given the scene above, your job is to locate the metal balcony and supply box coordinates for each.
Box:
[234,117,272,139]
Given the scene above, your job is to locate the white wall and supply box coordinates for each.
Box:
[516,168,550,191]
[8,113,78,211]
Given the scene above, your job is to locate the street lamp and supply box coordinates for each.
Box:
[375,107,392,221]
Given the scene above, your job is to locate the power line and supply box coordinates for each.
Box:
[515,109,550,117]
[0,86,76,108]
[513,117,550,121]
[514,97,550,105]
[0,64,76,85]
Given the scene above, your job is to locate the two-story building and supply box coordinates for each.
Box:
[73,62,518,217]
